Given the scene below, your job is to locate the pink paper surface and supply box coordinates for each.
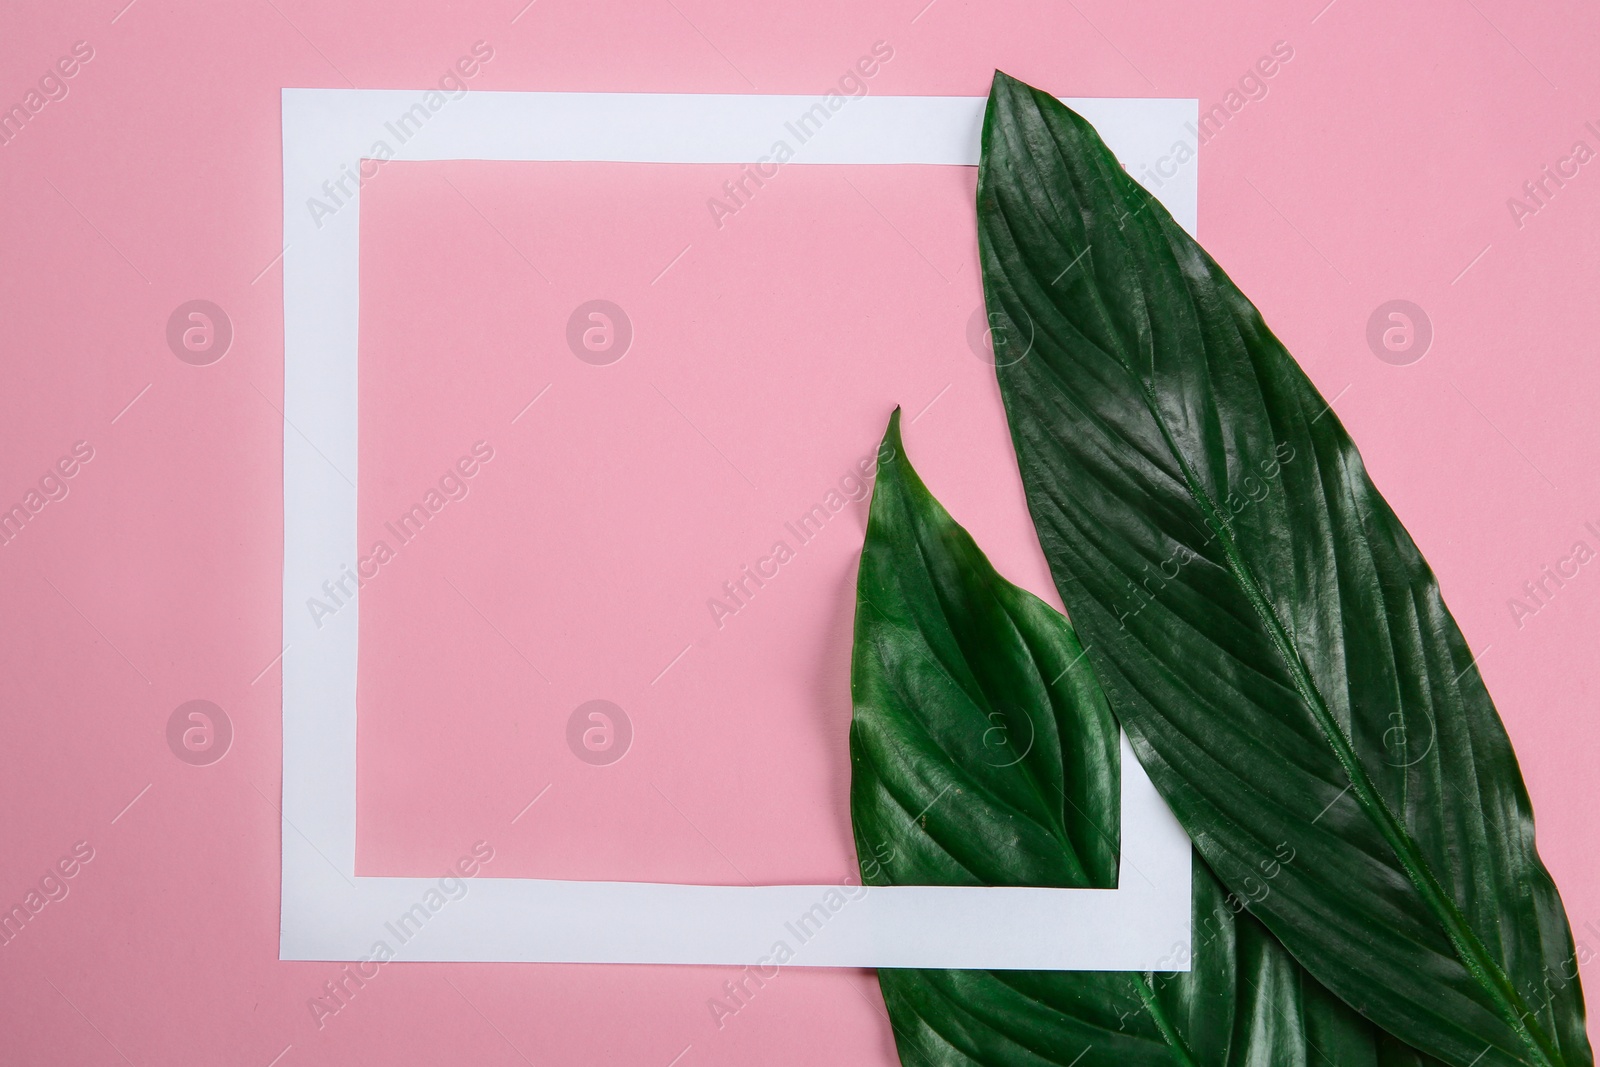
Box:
[2,1,1598,1064]
[353,159,1043,888]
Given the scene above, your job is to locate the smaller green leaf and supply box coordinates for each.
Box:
[850,409,1449,1067]
[850,407,1120,896]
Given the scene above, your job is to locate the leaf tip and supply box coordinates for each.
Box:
[881,405,905,459]
[986,69,1039,119]
[989,68,1020,90]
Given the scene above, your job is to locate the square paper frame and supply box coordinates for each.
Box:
[279,88,1196,967]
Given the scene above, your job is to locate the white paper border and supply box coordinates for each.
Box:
[279,89,1196,967]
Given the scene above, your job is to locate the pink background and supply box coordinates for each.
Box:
[353,159,1027,888]
[2,0,1598,1064]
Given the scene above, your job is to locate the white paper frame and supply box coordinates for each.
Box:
[279,88,1197,967]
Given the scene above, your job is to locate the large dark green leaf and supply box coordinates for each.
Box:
[977,71,1591,1067]
[849,408,1446,1067]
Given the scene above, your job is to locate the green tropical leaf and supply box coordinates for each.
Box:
[976,70,1592,1067]
[849,408,1447,1066]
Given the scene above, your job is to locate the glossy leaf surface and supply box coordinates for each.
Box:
[977,70,1591,1067]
